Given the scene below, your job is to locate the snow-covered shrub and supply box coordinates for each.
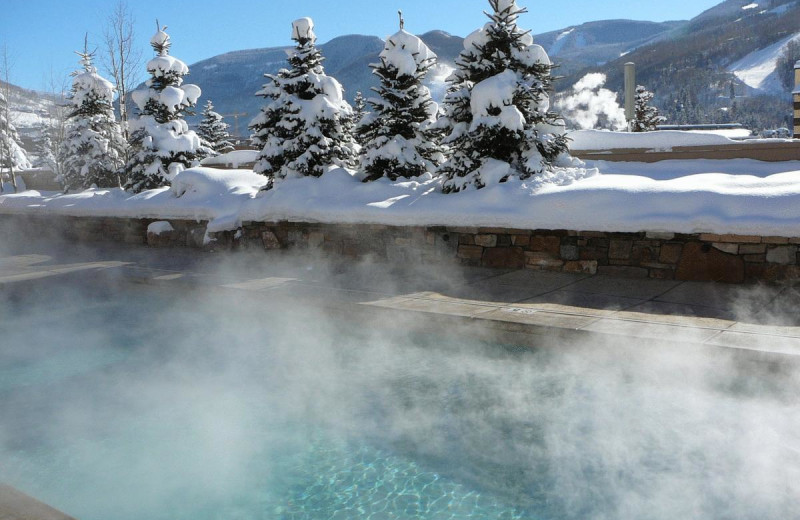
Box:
[249,17,357,189]
[436,0,571,193]
[554,73,627,131]
[197,99,235,156]
[60,45,126,191]
[358,23,444,182]
[124,24,208,193]
[632,85,666,132]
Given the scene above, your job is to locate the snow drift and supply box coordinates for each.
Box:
[3,160,800,238]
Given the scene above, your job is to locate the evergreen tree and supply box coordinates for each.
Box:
[358,16,443,182]
[125,23,206,193]
[249,17,357,189]
[33,121,57,171]
[60,40,127,191]
[631,85,666,133]
[197,99,235,156]
[351,91,368,145]
[0,91,30,193]
[436,0,570,193]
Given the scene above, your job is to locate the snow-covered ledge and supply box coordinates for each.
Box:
[3,163,800,283]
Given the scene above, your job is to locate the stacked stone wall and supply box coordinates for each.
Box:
[5,215,800,283]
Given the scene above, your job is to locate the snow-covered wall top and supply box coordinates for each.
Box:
[568,130,791,151]
[3,158,800,237]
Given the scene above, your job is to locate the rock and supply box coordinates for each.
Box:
[675,242,744,283]
[474,234,498,248]
[766,245,797,265]
[457,245,483,260]
[261,230,282,250]
[608,240,633,260]
[712,243,738,255]
[482,247,525,269]
[560,244,579,261]
[659,242,683,264]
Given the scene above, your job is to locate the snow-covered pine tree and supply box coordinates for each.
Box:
[197,99,234,156]
[33,120,58,172]
[249,17,357,188]
[125,23,205,193]
[60,39,127,192]
[631,85,665,132]
[358,14,443,182]
[437,0,570,193]
[351,91,368,145]
[0,91,30,193]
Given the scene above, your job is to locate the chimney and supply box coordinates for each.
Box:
[794,60,800,139]
[624,62,636,132]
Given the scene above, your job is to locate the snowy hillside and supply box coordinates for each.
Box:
[535,20,685,75]
[0,81,60,145]
[729,31,800,93]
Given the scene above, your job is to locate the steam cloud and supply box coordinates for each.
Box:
[0,234,799,520]
[555,73,628,131]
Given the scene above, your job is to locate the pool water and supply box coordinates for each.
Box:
[1,281,799,519]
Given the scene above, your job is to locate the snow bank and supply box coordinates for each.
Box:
[201,150,259,168]
[569,129,747,151]
[0,168,266,232]
[4,161,800,237]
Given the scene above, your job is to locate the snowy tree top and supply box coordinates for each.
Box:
[495,0,520,16]
[292,17,316,43]
[69,41,115,107]
[72,68,115,103]
[150,23,171,56]
[380,29,436,77]
[147,55,189,76]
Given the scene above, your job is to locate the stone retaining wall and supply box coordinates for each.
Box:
[5,215,800,283]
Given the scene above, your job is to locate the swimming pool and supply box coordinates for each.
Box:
[1,279,799,519]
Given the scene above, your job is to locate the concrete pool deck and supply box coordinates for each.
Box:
[0,485,76,520]
[2,241,800,361]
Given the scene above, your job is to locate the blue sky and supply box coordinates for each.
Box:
[1,0,722,91]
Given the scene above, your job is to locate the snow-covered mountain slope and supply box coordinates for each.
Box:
[728,31,800,93]
[692,0,799,24]
[1,81,59,146]
[535,20,686,75]
[183,31,460,133]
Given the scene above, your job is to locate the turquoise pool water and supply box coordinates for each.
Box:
[1,281,799,519]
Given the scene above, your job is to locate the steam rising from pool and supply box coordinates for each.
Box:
[0,238,799,519]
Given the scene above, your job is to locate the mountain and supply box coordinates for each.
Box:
[1,81,59,150]
[535,20,686,76]
[7,0,800,141]
[572,0,800,130]
[185,31,462,134]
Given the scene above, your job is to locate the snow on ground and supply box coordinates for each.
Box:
[568,129,789,151]
[728,31,800,93]
[200,150,259,168]
[3,160,800,237]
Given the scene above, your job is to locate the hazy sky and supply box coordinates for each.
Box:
[1,0,722,91]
